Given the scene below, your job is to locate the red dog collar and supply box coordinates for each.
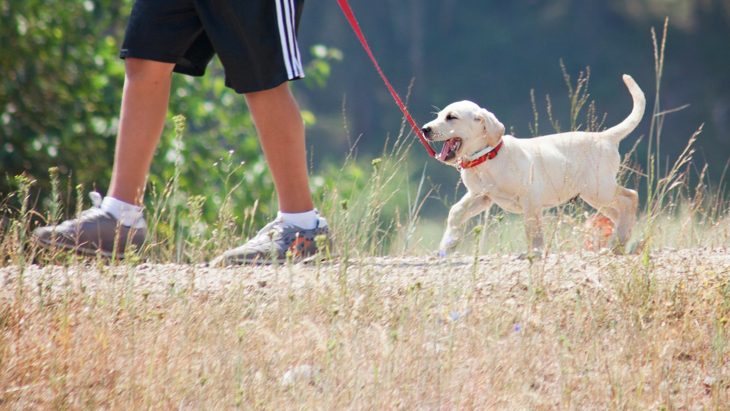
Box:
[458,140,504,169]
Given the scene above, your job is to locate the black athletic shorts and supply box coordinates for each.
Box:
[120,0,305,94]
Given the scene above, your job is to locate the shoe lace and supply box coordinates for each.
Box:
[254,218,285,239]
[244,218,299,250]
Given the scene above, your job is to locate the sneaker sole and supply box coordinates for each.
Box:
[211,251,337,267]
[33,235,134,260]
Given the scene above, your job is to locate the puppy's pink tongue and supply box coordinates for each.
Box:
[437,144,449,161]
[438,138,457,161]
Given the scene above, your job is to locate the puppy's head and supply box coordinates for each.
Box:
[421,101,505,164]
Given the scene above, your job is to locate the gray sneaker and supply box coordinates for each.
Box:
[211,215,331,266]
[32,192,146,259]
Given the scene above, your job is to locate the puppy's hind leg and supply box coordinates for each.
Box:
[609,186,638,249]
[582,186,638,253]
[439,193,492,256]
[522,209,545,259]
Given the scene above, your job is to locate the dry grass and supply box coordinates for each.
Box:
[1,249,729,409]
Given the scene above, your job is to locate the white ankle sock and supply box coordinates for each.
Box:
[101,196,146,229]
[278,209,318,230]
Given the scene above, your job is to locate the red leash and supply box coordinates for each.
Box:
[336,0,437,158]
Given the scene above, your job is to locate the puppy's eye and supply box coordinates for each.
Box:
[446,113,458,121]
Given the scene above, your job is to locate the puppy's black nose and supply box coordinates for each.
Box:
[421,126,432,136]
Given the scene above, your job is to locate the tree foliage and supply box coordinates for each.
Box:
[1,0,129,201]
[299,0,730,178]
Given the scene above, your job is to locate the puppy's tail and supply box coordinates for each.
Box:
[599,74,646,145]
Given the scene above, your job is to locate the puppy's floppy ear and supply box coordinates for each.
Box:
[477,108,505,146]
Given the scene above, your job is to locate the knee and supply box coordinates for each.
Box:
[244,82,297,110]
[124,58,174,82]
[245,81,291,98]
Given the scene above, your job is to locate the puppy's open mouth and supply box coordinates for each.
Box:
[437,137,462,162]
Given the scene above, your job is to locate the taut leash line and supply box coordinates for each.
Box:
[336,0,437,158]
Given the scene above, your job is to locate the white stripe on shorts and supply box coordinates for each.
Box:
[275,0,304,80]
[286,0,304,75]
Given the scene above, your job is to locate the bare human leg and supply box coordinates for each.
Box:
[30,59,171,256]
[244,82,314,213]
[108,58,175,205]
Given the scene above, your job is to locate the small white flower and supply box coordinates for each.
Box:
[280,364,318,388]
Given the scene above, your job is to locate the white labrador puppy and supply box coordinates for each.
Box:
[422,75,645,256]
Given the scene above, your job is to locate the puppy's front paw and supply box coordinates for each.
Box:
[437,249,448,258]
[438,234,459,254]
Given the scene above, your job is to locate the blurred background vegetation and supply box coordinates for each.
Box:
[1,0,729,225]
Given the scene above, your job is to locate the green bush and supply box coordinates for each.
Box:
[1,0,129,204]
[0,0,342,227]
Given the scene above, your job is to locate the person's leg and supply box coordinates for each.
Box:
[108,58,175,205]
[32,58,174,257]
[210,81,328,265]
[244,82,314,213]
[196,0,331,265]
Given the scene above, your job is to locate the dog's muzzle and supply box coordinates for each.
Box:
[421,126,462,162]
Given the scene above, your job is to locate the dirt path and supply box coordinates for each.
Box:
[3,248,729,300]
